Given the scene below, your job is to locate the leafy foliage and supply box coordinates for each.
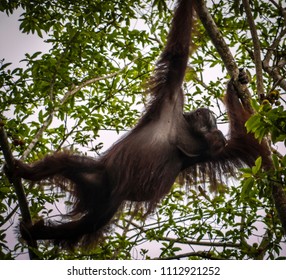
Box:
[0,0,285,259]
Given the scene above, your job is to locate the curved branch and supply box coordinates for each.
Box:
[21,112,54,160]
[22,57,139,160]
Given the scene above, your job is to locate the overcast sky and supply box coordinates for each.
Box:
[0,9,51,66]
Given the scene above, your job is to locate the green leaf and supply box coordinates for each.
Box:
[252,157,262,175]
[240,177,254,201]
[250,99,260,112]
[245,114,260,133]
[272,154,280,170]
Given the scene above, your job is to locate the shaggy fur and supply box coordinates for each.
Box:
[14,0,270,249]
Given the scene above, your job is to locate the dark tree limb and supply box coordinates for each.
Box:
[193,1,236,75]
[193,0,286,234]
[155,251,224,260]
[242,0,265,97]
[193,0,253,112]
[0,120,39,259]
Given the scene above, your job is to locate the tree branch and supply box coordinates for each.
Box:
[155,251,224,260]
[0,120,39,259]
[271,181,286,234]
[193,0,236,76]
[21,113,54,160]
[21,58,139,160]
[269,0,286,24]
[193,0,253,112]
[242,0,265,97]
[262,27,286,91]
[159,236,241,248]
